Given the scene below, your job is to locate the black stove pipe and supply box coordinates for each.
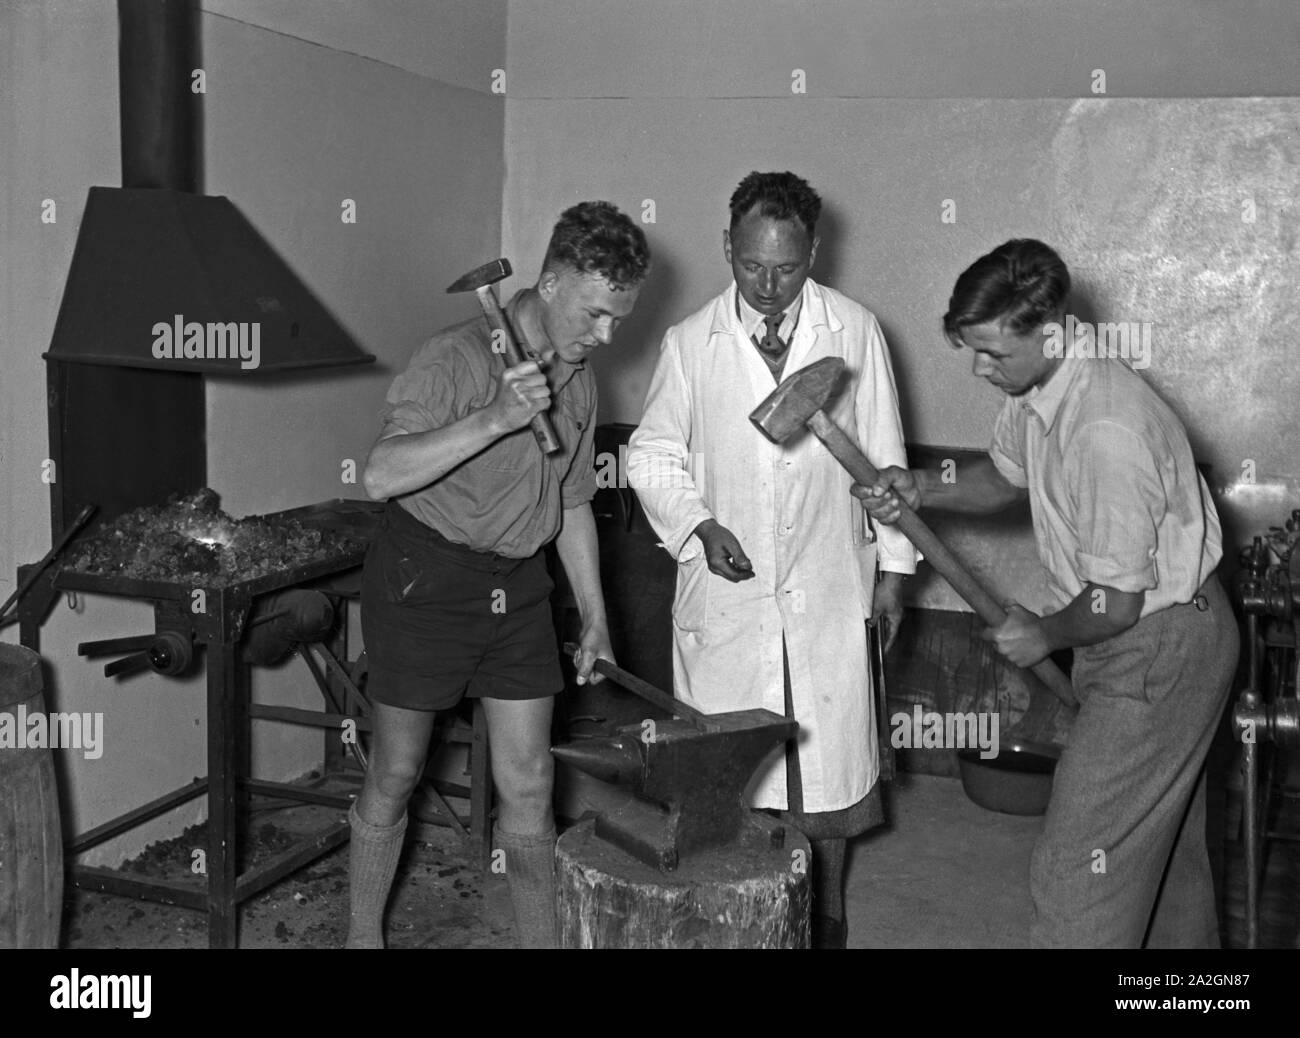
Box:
[118,0,200,192]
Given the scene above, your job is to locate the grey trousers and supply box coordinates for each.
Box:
[1030,575,1238,948]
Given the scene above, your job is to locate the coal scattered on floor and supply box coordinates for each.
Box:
[62,792,515,950]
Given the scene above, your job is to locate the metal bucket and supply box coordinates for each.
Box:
[957,739,1061,816]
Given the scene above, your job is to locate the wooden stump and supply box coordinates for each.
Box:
[557,818,810,948]
[0,644,62,949]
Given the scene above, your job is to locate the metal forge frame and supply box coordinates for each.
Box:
[16,530,372,948]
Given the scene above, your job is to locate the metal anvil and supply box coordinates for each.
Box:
[552,649,796,871]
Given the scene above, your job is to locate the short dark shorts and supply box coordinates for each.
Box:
[359,501,563,712]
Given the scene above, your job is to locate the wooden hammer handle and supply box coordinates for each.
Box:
[806,411,1078,709]
[473,287,562,455]
[561,642,716,729]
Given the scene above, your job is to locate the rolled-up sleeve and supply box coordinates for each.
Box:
[626,332,715,561]
[378,341,467,438]
[988,401,1029,489]
[1066,419,1164,592]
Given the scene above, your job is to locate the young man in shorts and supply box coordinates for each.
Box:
[349,202,650,948]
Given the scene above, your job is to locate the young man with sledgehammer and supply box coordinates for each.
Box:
[349,202,650,948]
[857,239,1237,948]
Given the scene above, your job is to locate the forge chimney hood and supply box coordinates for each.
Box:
[41,0,375,540]
[45,0,373,375]
[46,186,375,373]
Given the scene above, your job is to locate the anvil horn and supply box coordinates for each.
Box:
[551,736,643,787]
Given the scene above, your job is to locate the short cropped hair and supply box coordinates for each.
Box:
[942,239,1070,346]
[728,171,821,237]
[543,201,650,291]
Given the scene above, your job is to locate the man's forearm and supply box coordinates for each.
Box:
[626,453,713,559]
[362,409,502,500]
[690,517,719,544]
[554,503,609,633]
[915,454,1026,515]
[1038,583,1143,652]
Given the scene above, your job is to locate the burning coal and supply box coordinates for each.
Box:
[63,489,367,586]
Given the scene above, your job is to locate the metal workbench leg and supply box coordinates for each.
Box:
[323,601,349,774]
[471,699,492,872]
[207,639,240,948]
[1242,734,1259,949]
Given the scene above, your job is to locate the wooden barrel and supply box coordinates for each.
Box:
[0,644,63,949]
[557,818,810,948]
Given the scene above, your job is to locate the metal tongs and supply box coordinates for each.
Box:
[0,504,97,629]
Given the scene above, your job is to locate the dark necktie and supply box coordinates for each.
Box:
[755,313,786,357]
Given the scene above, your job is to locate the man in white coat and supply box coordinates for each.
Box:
[626,171,917,948]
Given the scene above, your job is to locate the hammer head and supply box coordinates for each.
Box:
[446,257,512,294]
[749,356,846,444]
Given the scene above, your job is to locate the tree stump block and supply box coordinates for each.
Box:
[556,818,811,948]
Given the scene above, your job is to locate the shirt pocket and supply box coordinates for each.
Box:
[551,391,589,460]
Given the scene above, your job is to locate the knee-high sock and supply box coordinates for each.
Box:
[813,837,847,922]
[496,825,557,949]
[346,803,407,949]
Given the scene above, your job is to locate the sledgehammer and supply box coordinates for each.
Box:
[447,258,561,455]
[749,356,1077,709]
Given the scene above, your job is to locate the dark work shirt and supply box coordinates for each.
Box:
[377,292,597,557]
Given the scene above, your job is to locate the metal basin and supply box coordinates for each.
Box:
[957,739,1062,816]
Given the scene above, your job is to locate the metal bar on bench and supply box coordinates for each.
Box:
[297,644,370,768]
[309,641,371,718]
[470,699,492,871]
[234,821,351,903]
[66,777,208,853]
[207,633,241,949]
[242,778,356,810]
[249,703,374,732]
[299,642,346,715]
[68,866,207,911]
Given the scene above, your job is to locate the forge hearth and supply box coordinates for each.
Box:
[63,489,370,587]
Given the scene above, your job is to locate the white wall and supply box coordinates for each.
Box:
[202,0,505,90]
[501,1,1300,611]
[504,0,1300,100]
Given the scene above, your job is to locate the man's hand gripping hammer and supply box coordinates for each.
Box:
[447,258,561,455]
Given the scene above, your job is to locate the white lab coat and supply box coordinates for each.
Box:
[627,279,917,812]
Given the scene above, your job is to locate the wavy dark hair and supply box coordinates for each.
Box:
[942,239,1070,346]
[728,171,821,237]
[543,201,651,291]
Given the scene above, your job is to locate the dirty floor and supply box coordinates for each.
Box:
[61,769,1297,949]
